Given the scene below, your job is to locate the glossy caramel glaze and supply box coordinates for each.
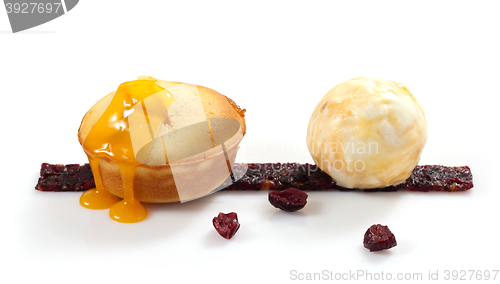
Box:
[80,79,173,223]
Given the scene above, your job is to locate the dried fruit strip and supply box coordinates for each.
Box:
[224,163,473,192]
[399,165,473,192]
[35,163,95,192]
[35,163,473,192]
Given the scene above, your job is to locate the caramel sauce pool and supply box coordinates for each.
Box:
[80,79,173,223]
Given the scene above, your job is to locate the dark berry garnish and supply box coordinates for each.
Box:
[404,165,473,192]
[363,224,397,252]
[268,188,308,212]
[213,212,240,239]
[37,163,472,192]
[35,163,95,192]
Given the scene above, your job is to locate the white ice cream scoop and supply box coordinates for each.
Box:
[306,77,428,189]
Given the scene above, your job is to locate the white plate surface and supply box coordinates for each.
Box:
[1,1,499,283]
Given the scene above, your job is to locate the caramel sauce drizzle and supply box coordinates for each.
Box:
[80,79,173,223]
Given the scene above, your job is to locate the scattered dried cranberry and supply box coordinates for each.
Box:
[363,224,397,252]
[213,212,240,239]
[268,188,308,212]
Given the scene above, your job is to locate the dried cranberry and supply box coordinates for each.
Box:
[363,224,397,252]
[212,212,240,239]
[268,188,308,212]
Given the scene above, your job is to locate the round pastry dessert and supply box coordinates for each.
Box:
[78,76,246,222]
[306,77,427,189]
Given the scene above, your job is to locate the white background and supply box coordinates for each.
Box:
[1,1,499,283]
